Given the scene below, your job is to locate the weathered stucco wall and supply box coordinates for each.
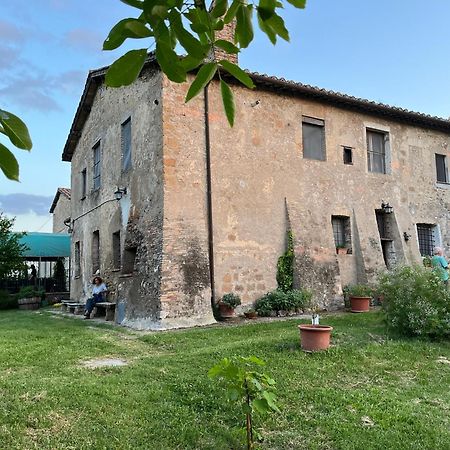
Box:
[199,79,450,309]
[52,195,71,233]
[70,66,164,327]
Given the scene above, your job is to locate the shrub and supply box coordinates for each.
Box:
[221,293,241,309]
[254,289,312,316]
[16,286,45,301]
[0,290,17,310]
[379,265,450,338]
[276,231,294,292]
[346,284,373,297]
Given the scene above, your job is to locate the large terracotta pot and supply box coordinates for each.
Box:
[349,296,371,313]
[218,303,235,319]
[298,324,333,351]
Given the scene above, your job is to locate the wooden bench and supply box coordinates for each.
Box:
[91,302,116,321]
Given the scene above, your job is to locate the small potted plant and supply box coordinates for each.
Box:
[336,244,348,255]
[16,286,45,310]
[298,297,333,351]
[244,308,258,319]
[346,284,373,313]
[218,293,241,319]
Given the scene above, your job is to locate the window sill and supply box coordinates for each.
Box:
[119,273,134,278]
[111,269,121,273]
[435,182,450,189]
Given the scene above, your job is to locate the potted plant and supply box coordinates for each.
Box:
[244,308,258,319]
[346,284,373,313]
[298,297,333,351]
[218,293,241,319]
[336,244,348,255]
[16,286,45,310]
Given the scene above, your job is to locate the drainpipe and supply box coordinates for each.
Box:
[204,85,216,309]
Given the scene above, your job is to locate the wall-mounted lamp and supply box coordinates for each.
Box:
[114,187,127,201]
[403,232,411,242]
[381,201,393,214]
[63,217,73,234]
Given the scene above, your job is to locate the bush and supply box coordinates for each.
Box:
[346,284,373,297]
[276,232,294,293]
[221,293,241,309]
[379,265,450,338]
[254,289,312,316]
[0,290,17,310]
[16,286,45,301]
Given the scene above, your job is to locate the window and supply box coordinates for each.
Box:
[416,224,438,256]
[113,231,121,269]
[81,169,87,199]
[92,231,100,273]
[93,141,101,190]
[74,241,81,277]
[435,154,448,183]
[121,118,132,171]
[367,129,388,174]
[122,246,137,274]
[302,116,326,161]
[343,147,353,165]
[331,216,351,252]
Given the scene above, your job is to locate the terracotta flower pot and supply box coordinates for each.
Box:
[244,311,257,319]
[349,296,371,313]
[298,324,333,351]
[218,303,235,319]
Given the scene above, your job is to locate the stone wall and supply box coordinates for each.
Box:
[69,66,164,327]
[52,194,70,233]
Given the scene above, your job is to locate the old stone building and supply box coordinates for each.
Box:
[49,188,71,234]
[62,49,450,329]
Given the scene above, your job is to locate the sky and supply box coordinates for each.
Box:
[2,0,450,231]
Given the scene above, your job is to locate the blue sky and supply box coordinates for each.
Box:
[1,0,450,231]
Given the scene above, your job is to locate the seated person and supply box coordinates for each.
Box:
[84,276,107,319]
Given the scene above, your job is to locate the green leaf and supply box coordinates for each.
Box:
[105,49,148,87]
[224,0,240,24]
[212,0,228,18]
[235,4,254,48]
[263,391,280,412]
[215,39,239,54]
[258,11,277,44]
[185,62,217,103]
[0,143,19,181]
[103,18,152,50]
[120,0,144,8]
[156,41,187,83]
[219,60,255,89]
[247,355,265,365]
[169,11,206,59]
[286,0,306,8]
[0,109,32,150]
[252,398,270,414]
[220,80,235,127]
[258,0,277,21]
[265,12,289,41]
[180,55,203,71]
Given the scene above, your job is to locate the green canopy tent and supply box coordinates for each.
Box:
[17,233,71,292]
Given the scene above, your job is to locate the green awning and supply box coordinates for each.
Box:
[18,233,71,258]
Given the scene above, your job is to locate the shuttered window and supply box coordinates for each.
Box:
[367,130,388,174]
[435,154,448,183]
[93,141,101,190]
[122,118,132,171]
[302,117,326,161]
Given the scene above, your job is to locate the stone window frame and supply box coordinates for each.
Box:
[81,168,87,200]
[301,116,326,161]
[364,123,391,175]
[342,146,353,165]
[74,241,81,278]
[112,231,121,270]
[92,230,100,274]
[416,223,441,257]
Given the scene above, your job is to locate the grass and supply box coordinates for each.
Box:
[0,310,449,449]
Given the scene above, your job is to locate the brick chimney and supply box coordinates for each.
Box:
[213,21,238,64]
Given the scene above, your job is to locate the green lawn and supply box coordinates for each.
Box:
[0,310,449,449]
